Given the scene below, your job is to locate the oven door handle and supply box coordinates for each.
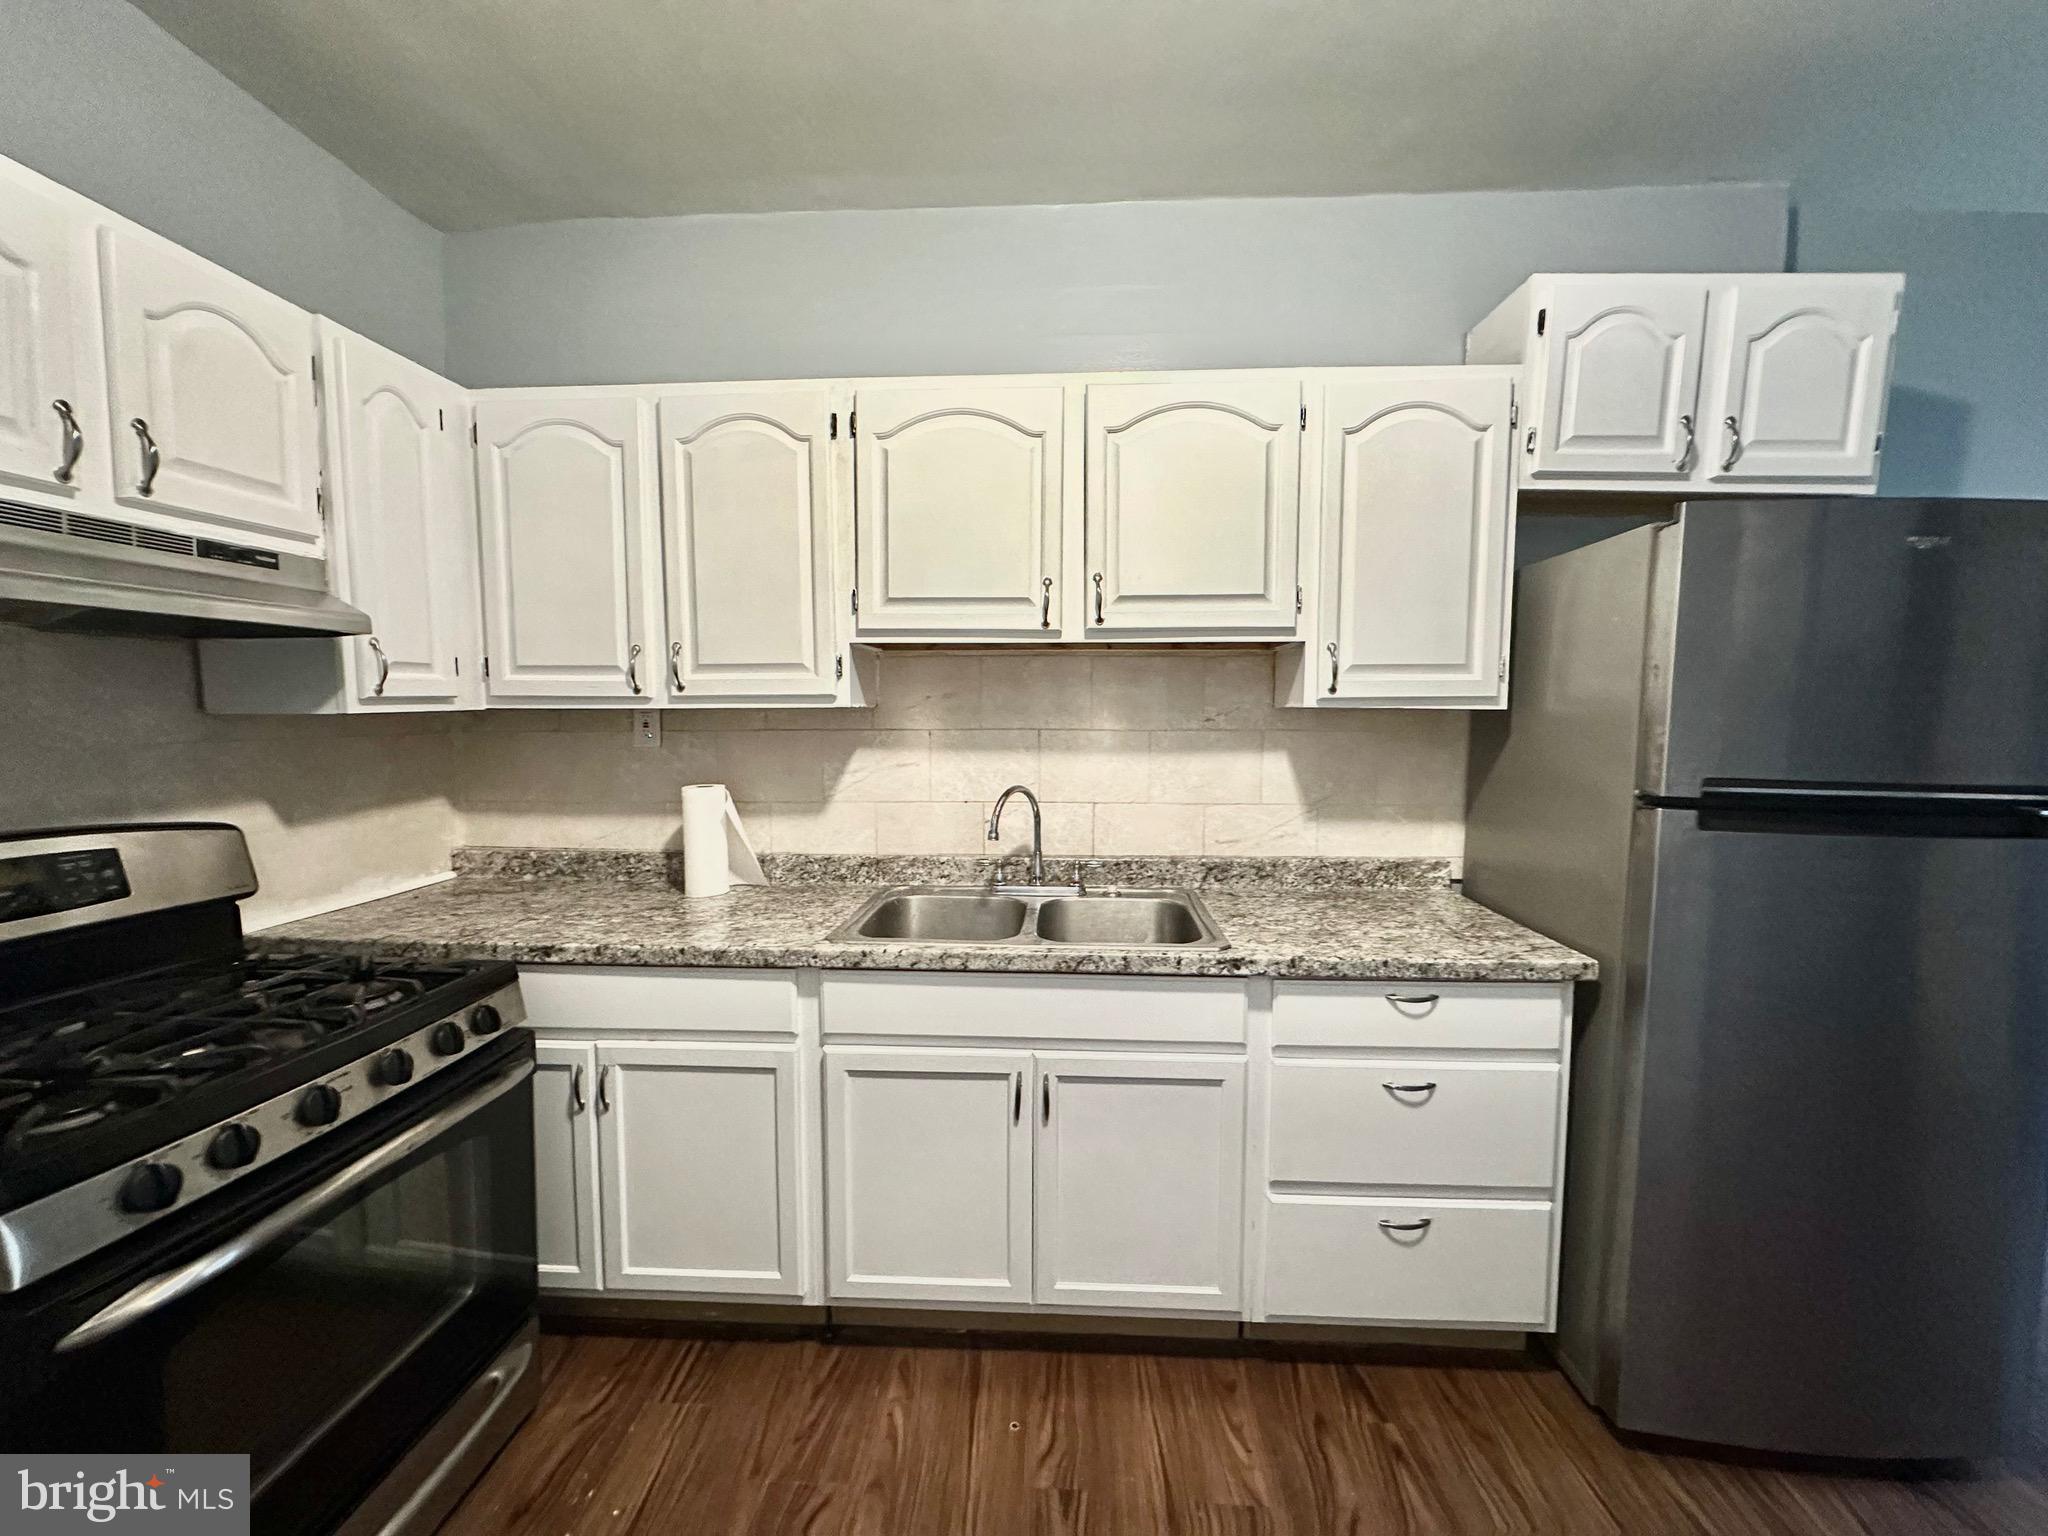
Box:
[56,1055,534,1356]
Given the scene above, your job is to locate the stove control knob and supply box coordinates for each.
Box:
[428,1021,466,1057]
[296,1083,343,1127]
[374,1048,416,1086]
[469,1004,503,1036]
[119,1161,184,1213]
[206,1123,262,1170]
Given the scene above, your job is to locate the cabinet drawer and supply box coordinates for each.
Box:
[1269,1060,1559,1189]
[520,967,798,1035]
[1272,982,1562,1051]
[1262,1197,1552,1325]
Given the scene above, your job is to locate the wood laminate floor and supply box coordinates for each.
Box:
[442,1327,2048,1536]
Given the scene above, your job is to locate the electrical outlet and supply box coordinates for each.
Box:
[631,709,661,747]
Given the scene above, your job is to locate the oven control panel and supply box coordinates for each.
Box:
[0,848,130,924]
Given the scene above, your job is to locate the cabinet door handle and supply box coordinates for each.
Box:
[1524,427,1537,456]
[1382,1081,1439,1096]
[1326,641,1339,696]
[1385,992,1439,1007]
[668,640,684,692]
[624,643,642,695]
[1719,415,1742,472]
[130,418,160,497]
[367,636,390,696]
[51,399,83,484]
[1378,1218,1433,1233]
[1040,576,1053,630]
[596,1064,612,1113]
[1674,413,1695,473]
[570,1064,587,1114]
[1041,1073,1052,1125]
[1012,1071,1023,1124]
[1092,572,1104,624]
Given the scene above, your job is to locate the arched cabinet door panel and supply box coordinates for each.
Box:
[0,174,102,501]
[1534,278,1707,481]
[853,382,1067,636]
[1705,277,1899,483]
[1318,372,1514,704]
[1085,378,1302,634]
[659,387,836,697]
[98,226,320,548]
[475,394,655,701]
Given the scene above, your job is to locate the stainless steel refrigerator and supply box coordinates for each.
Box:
[1465,498,2048,1459]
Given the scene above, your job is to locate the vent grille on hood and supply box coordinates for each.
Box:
[0,501,202,557]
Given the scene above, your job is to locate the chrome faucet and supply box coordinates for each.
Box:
[987,784,1045,886]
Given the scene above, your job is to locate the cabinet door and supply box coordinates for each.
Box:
[658,387,836,697]
[1704,277,1899,484]
[534,1040,602,1292]
[824,1047,1032,1304]
[595,1041,804,1296]
[475,394,654,701]
[97,225,321,547]
[0,176,98,500]
[1318,372,1514,703]
[1033,1054,1245,1312]
[853,382,1065,635]
[1085,379,1300,633]
[323,325,477,706]
[1533,278,1708,480]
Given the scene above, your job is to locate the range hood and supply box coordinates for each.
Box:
[0,500,370,639]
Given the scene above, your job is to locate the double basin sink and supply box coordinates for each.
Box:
[827,885,1228,950]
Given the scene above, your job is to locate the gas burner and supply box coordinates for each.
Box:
[3,1077,175,1158]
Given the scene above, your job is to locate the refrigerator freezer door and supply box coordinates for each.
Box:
[1614,806,2048,1457]
[1654,500,2048,798]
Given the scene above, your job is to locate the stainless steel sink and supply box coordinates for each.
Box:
[827,885,1226,949]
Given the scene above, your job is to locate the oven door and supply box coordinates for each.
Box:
[0,1033,537,1536]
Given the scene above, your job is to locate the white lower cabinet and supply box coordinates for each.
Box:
[1033,1054,1244,1312]
[532,1040,602,1290]
[596,1040,805,1295]
[824,1047,1033,1304]
[1261,1198,1554,1326]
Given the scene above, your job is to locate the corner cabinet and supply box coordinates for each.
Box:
[851,381,1070,637]
[98,224,322,549]
[1084,378,1302,635]
[1283,369,1516,709]
[474,393,660,704]
[199,324,482,713]
[1467,272,1902,494]
[656,384,845,701]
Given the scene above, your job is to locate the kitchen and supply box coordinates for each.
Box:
[3,2,2046,1532]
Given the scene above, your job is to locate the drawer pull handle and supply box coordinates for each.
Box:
[1378,1219,1433,1233]
[1382,1081,1438,1096]
[1385,992,1439,1007]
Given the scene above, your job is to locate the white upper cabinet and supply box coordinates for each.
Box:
[657,385,839,699]
[1532,277,1708,481]
[1703,276,1899,484]
[1085,378,1302,634]
[1467,272,1902,495]
[325,324,477,705]
[1033,1054,1245,1312]
[475,393,657,703]
[1308,370,1515,707]
[853,381,1067,636]
[98,225,321,548]
[0,170,102,503]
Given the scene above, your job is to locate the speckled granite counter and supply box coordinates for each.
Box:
[257,852,1594,984]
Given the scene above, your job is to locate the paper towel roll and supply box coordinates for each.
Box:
[680,784,766,899]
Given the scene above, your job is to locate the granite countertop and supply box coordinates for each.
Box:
[257,851,1595,985]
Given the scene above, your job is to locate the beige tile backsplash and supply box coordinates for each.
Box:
[448,652,1469,867]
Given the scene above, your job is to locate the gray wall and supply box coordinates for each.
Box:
[446,182,1790,386]
[1795,204,2048,500]
[0,0,447,369]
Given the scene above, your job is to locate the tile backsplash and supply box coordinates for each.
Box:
[451,651,1469,869]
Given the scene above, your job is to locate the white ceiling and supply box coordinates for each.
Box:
[126,0,2046,231]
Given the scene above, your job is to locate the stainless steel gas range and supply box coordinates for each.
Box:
[0,823,537,1536]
